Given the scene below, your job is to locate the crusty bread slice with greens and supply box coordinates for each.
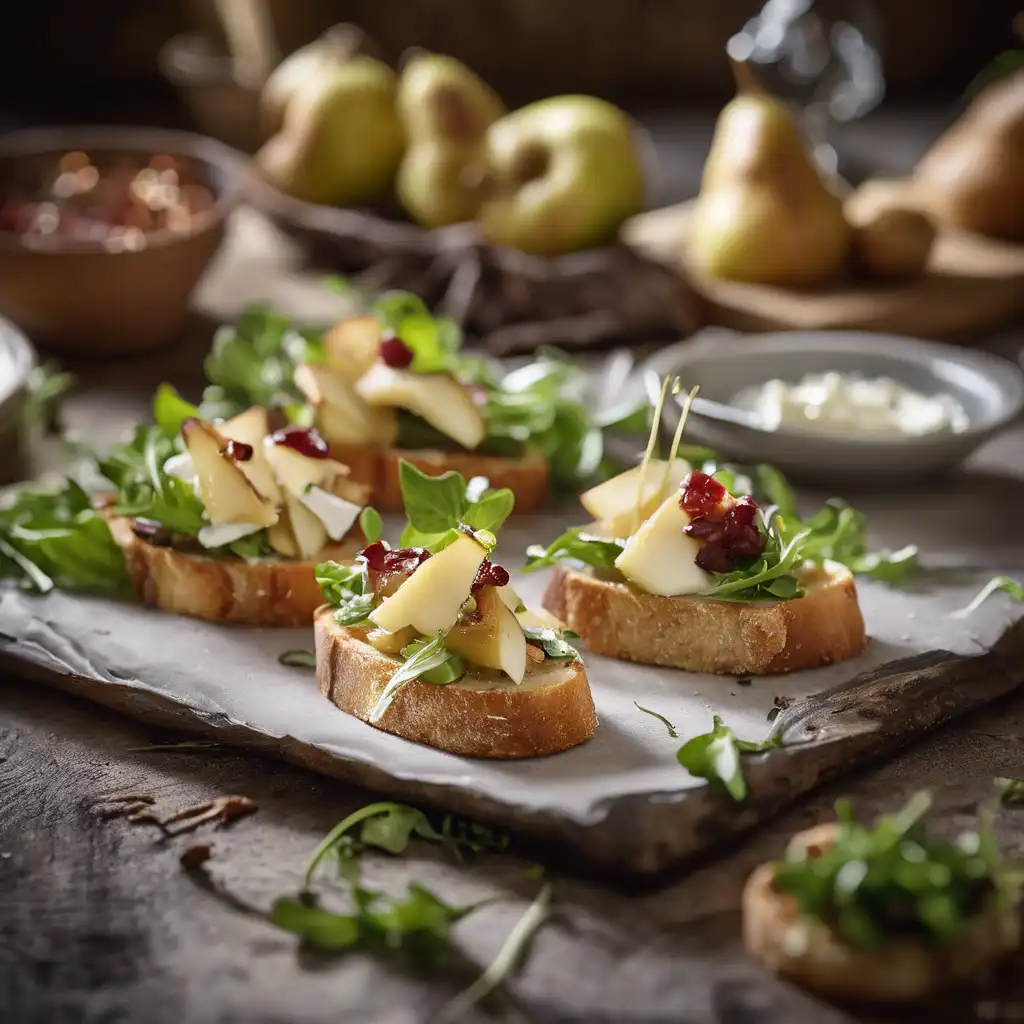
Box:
[311,459,596,758]
[743,798,1021,1003]
[542,560,866,675]
[110,516,362,627]
[523,377,879,675]
[315,612,596,758]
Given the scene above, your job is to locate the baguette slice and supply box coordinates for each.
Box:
[315,610,597,758]
[542,560,866,675]
[328,443,549,514]
[743,823,1020,1003]
[109,516,362,627]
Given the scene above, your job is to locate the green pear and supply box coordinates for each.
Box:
[395,53,505,228]
[260,24,370,139]
[475,96,646,255]
[689,61,850,287]
[255,57,405,207]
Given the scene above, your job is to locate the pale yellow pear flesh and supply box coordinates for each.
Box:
[580,458,692,530]
[219,406,282,503]
[496,583,564,630]
[262,438,339,497]
[323,315,383,380]
[181,420,279,528]
[355,363,485,450]
[281,490,329,560]
[445,586,527,684]
[395,53,505,229]
[295,363,398,447]
[691,87,850,287]
[614,494,711,597]
[255,58,405,207]
[370,534,487,635]
[478,96,645,255]
[913,70,1024,242]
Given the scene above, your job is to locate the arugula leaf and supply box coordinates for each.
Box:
[523,527,624,573]
[522,626,580,660]
[152,383,199,437]
[434,882,553,1024]
[755,463,799,520]
[279,649,317,668]
[396,460,513,550]
[954,575,1024,619]
[774,792,1016,950]
[677,714,780,801]
[634,702,679,738]
[0,479,131,596]
[370,635,460,723]
[314,561,374,626]
[22,359,76,435]
[400,637,465,684]
[271,896,362,951]
[359,506,383,545]
[200,306,323,417]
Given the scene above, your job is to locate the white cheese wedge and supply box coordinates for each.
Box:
[298,486,362,541]
[614,494,712,597]
[197,521,265,549]
[164,451,195,483]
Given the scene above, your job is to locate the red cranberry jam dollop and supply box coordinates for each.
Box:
[359,540,431,600]
[471,559,510,593]
[223,439,253,462]
[680,471,766,573]
[379,332,414,369]
[270,426,330,459]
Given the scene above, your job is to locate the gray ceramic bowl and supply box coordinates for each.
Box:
[641,331,1024,484]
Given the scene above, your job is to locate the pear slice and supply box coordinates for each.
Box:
[267,511,300,558]
[263,437,339,498]
[219,406,282,504]
[323,315,383,380]
[581,458,692,524]
[295,364,397,446]
[445,586,527,684]
[614,494,711,597]
[496,583,564,630]
[370,533,486,635]
[181,419,279,528]
[355,363,485,450]
[282,491,329,560]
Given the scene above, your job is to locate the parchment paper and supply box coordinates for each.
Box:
[2,515,1022,875]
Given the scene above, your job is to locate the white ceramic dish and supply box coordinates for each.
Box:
[640,330,1024,484]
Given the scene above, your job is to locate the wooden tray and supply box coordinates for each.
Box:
[624,198,1024,341]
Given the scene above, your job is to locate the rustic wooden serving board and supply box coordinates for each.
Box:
[624,197,1024,341]
[2,514,1023,878]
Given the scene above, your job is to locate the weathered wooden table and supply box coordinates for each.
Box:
[3,111,1024,1024]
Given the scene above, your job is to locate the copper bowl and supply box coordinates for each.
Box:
[0,127,246,358]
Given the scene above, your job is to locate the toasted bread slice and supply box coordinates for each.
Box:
[328,443,549,514]
[542,560,867,675]
[743,823,1020,1003]
[109,516,362,627]
[315,609,597,758]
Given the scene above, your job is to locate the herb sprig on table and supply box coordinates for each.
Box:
[774,791,1018,950]
[676,714,782,801]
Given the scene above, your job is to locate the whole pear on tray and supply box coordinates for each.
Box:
[474,95,645,255]
[689,60,850,287]
[395,53,505,228]
[255,56,405,207]
[913,70,1024,241]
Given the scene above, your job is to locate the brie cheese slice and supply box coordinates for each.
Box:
[298,486,362,542]
[198,521,264,549]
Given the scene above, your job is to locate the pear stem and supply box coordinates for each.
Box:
[729,57,764,96]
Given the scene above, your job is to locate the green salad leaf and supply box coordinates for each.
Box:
[677,714,781,801]
[370,634,462,723]
[359,506,383,545]
[634,702,679,738]
[954,574,1024,619]
[0,479,131,596]
[523,527,624,573]
[773,792,1016,950]
[314,561,374,626]
[400,637,465,684]
[522,626,580,660]
[200,306,323,419]
[998,778,1024,806]
[279,649,317,668]
[152,383,199,437]
[396,460,513,551]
